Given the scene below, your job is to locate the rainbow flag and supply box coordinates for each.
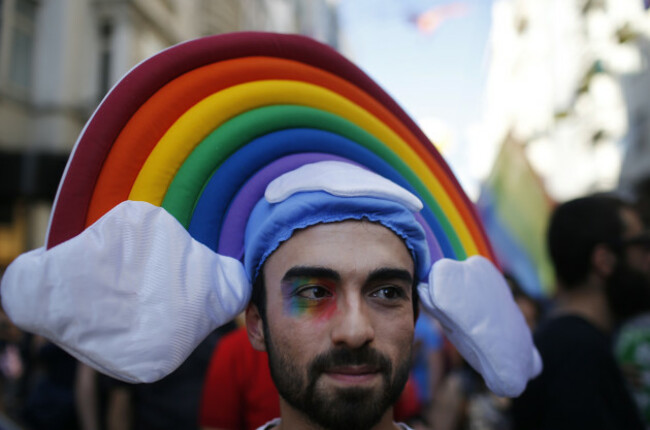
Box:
[477,137,555,297]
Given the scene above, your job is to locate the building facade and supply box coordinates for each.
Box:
[0,0,339,265]
[476,0,650,202]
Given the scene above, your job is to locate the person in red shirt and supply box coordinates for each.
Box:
[200,328,279,430]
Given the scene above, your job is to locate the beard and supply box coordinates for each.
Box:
[605,261,650,323]
[264,329,411,430]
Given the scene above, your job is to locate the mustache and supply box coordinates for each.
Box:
[309,346,393,375]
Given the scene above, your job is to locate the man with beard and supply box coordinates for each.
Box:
[0,33,542,430]
[512,195,646,430]
[245,220,415,430]
[238,162,427,430]
[1,160,542,430]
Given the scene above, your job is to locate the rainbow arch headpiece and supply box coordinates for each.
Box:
[2,33,546,391]
[46,32,496,268]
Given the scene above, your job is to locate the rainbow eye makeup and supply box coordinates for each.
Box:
[281,277,337,320]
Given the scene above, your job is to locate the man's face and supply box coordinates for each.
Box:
[620,207,650,277]
[249,220,415,430]
[605,208,650,320]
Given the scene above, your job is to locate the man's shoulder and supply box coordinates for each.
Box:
[535,314,606,347]
[534,314,614,374]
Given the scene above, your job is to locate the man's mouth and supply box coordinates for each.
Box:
[323,365,381,384]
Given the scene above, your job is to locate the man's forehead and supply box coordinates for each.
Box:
[264,219,415,278]
[281,219,410,252]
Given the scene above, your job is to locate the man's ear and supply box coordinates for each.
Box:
[245,303,267,352]
[592,244,617,278]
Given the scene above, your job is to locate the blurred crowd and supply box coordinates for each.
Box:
[2,176,650,430]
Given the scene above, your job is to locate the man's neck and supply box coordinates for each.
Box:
[276,399,401,430]
[554,281,613,333]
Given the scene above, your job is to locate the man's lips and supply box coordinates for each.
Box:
[323,365,381,383]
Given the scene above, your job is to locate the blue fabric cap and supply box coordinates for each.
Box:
[244,190,431,282]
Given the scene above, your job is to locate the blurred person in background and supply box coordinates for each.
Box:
[612,178,650,427]
[429,340,481,430]
[0,307,25,426]
[131,329,224,430]
[21,338,80,430]
[615,297,650,428]
[512,194,646,430]
[76,364,134,430]
[408,309,444,428]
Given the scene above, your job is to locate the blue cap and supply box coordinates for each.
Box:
[244,190,431,282]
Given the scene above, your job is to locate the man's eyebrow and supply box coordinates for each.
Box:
[366,268,414,286]
[282,266,341,282]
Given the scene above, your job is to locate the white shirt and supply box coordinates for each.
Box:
[255,418,415,430]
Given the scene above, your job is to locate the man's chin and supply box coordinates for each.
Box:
[325,383,381,402]
[305,384,390,430]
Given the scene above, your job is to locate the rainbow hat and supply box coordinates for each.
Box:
[1,33,546,391]
[46,32,496,268]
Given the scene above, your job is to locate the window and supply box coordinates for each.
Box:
[8,0,35,90]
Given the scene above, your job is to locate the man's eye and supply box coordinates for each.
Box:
[296,286,332,300]
[371,286,406,300]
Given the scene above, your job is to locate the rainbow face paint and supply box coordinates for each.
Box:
[281,277,338,321]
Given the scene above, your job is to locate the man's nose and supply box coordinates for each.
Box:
[330,296,375,349]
